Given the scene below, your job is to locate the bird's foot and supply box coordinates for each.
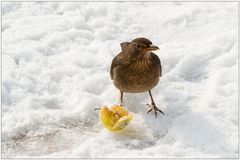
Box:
[147,103,164,117]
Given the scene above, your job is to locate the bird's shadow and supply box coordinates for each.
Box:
[123,92,150,114]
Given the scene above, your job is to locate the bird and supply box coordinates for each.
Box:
[110,37,164,117]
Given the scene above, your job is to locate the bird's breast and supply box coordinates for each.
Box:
[131,56,151,72]
[113,54,160,93]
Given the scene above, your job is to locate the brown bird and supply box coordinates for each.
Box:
[110,37,164,117]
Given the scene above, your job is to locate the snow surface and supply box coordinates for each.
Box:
[2,2,238,158]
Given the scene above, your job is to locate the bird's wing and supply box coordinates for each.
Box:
[110,54,121,80]
[159,58,162,77]
[151,53,162,77]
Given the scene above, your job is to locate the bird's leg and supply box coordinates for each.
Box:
[120,90,124,106]
[147,90,164,117]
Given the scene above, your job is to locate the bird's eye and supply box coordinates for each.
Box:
[136,45,141,49]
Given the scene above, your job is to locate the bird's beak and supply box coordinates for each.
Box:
[144,45,159,52]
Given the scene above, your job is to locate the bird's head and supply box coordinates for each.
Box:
[120,37,159,56]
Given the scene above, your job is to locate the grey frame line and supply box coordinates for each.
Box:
[1,1,239,159]
[1,1,240,3]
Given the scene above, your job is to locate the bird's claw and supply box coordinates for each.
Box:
[146,103,164,118]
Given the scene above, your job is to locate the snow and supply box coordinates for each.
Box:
[2,1,238,158]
